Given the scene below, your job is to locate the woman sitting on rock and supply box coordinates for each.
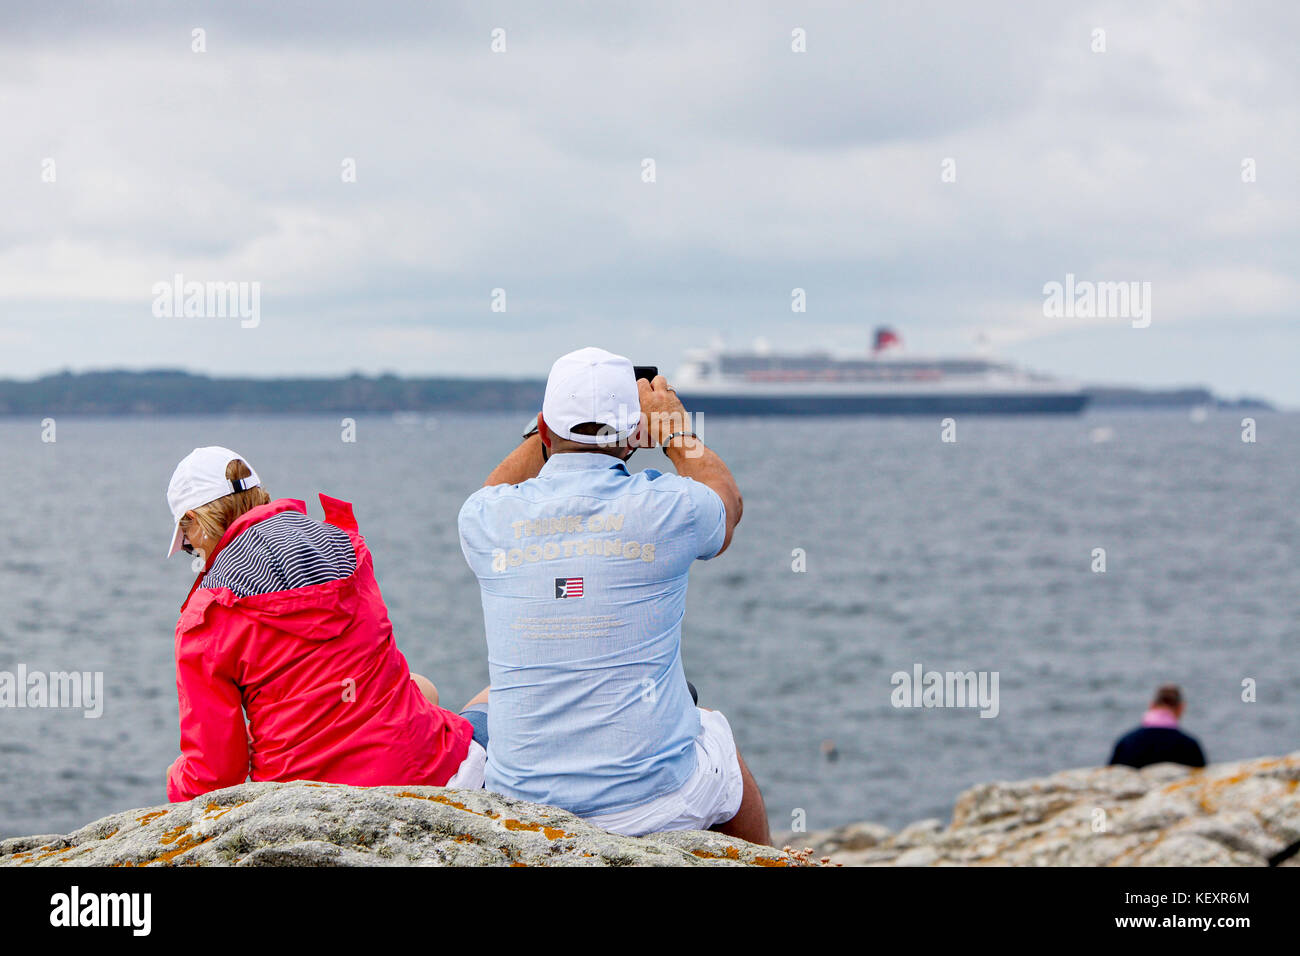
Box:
[162,446,482,802]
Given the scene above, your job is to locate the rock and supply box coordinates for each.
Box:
[773,820,893,855]
[8,752,1298,867]
[796,752,1300,867]
[892,845,941,867]
[0,781,808,868]
[890,817,944,847]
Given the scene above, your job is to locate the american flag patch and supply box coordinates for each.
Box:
[555,577,584,598]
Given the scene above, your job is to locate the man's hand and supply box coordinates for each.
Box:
[637,375,692,447]
[638,375,743,556]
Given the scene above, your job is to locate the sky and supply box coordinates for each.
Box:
[1,0,1297,405]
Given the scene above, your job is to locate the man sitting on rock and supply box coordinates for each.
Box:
[1108,683,1207,769]
[455,347,770,844]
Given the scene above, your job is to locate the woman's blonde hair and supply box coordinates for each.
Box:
[184,458,271,548]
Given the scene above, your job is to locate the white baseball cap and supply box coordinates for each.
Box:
[541,347,641,444]
[165,446,262,558]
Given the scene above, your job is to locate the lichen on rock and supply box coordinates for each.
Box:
[0,781,805,868]
[778,751,1300,866]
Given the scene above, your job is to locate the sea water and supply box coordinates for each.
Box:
[1,411,1296,837]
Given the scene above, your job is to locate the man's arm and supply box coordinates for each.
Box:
[641,376,743,555]
[483,429,546,487]
[664,441,742,555]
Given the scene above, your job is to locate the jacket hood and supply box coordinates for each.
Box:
[178,496,367,640]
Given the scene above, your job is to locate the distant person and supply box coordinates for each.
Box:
[456,348,771,844]
[1108,684,1207,770]
[163,446,483,801]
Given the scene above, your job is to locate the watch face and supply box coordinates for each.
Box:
[522,413,540,438]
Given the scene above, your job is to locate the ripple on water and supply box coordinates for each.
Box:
[0,412,1297,834]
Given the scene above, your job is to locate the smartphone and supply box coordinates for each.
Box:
[633,365,658,383]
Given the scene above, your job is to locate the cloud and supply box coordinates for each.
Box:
[0,0,1296,402]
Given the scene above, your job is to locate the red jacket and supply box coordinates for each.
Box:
[166,495,472,802]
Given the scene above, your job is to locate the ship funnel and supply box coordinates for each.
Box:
[872,327,901,353]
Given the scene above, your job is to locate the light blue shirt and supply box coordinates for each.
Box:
[457,452,727,816]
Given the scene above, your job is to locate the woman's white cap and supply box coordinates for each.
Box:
[165,446,261,558]
[542,347,641,444]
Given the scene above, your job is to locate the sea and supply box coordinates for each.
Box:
[1,410,1296,839]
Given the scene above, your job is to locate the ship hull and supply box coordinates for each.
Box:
[677,391,1089,416]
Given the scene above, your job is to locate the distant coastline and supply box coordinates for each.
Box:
[1081,386,1273,412]
[0,369,1276,416]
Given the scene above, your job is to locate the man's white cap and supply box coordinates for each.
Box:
[165,446,262,558]
[542,347,641,444]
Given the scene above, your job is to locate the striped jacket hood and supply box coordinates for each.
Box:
[178,496,360,637]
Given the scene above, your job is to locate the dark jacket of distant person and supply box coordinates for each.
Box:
[1108,685,1206,770]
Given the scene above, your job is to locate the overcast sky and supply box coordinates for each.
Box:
[2,1,1297,404]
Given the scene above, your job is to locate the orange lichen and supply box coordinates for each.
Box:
[202,800,246,821]
[113,831,215,867]
[393,791,500,819]
[159,823,191,845]
[499,819,573,839]
[136,811,168,826]
[1158,760,1299,797]
[688,845,798,866]
[691,846,741,861]
[152,832,208,863]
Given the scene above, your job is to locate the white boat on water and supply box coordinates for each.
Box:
[674,328,1088,415]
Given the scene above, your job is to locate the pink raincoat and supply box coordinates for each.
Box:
[166,495,472,801]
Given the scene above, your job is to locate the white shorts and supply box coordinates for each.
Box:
[585,708,744,837]
[446,739,487,789]
[442,708,745,838]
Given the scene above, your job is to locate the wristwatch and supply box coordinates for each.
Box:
[663,430,700,449]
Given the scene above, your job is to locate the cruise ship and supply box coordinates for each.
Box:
[674,328,1088,415]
